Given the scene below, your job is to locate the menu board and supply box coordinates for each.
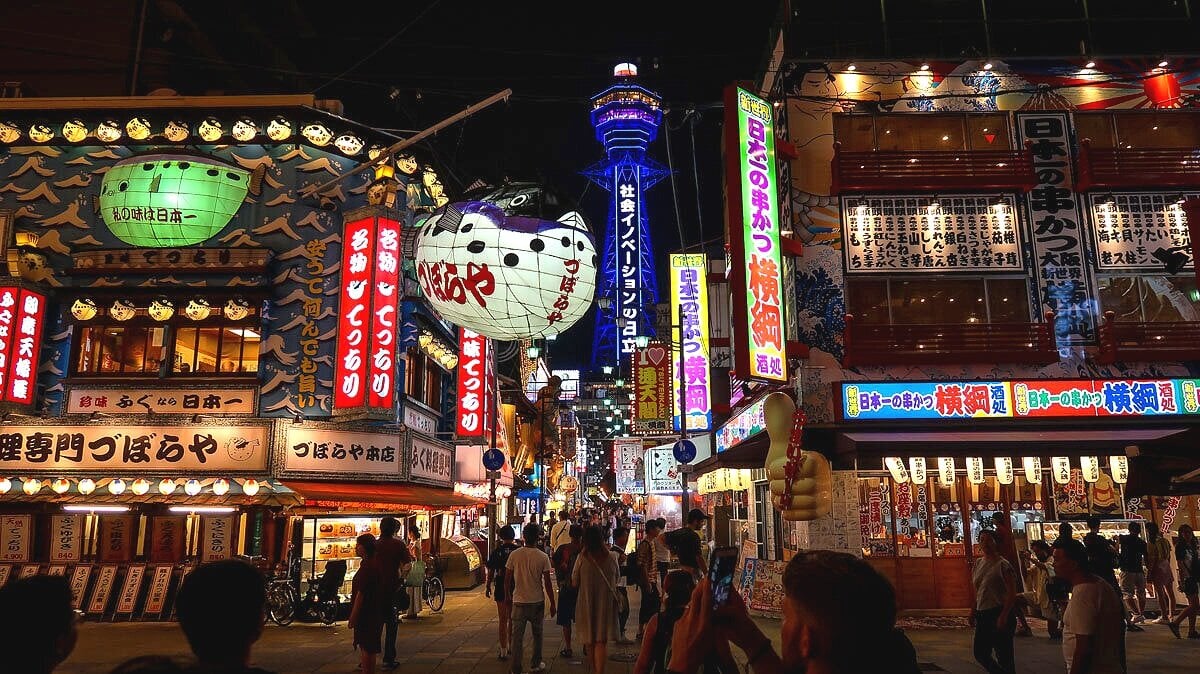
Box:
[116,565,146,615]
[201,516,234,562]
[18,564,39,579]
[87,565,119,614]
[1,515,32,562]
[450,535,482,571]
[747,559,787,617]
[143,565,173,617]
[49,514,83,563]
[149,517,187,563]
[99,516,135,563]
[0,565,10,587]
[47,565,67,576]
[68,565,91,609]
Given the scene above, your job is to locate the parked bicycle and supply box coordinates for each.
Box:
[420,553,445,612]
[267,559,345,626]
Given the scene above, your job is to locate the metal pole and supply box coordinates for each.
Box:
[488,342,499,558]
[539,339,548,526]
[677,301,689,513]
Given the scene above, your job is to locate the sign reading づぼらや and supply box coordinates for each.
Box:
[1,515,31,562]
[0,423,269,471]
[282,426,404,479]
[1016,112,1097,347]
[724,86,786,382]
[66,387,257,415]
[408,436,454,487]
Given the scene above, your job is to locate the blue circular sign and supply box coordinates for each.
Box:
[673,439,697,464]
[482,448,506,471]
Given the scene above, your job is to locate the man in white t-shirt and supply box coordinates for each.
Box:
[652,517,671,585]
[505,523,557,674]
[1054,539,1124,674]
[549,509,573,552]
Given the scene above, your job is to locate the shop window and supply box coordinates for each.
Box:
[75,326,166,374]
[892,478,932,557]
[74,323,259,377]
[405,350,444,410]
[859,476,896,556]
[847,277,1032,325]
[832,115,875,152]
[835,113,1011,152]
[1074,113,1116,148]
[931,481,966,557]
[1097,275,1200,322]
[1076,111,1200,149]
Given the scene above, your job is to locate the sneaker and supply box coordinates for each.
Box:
[531,662,547,672]
[1168,622,1182,639]
[1131,614,1145,624]
[1148,616,1166,624]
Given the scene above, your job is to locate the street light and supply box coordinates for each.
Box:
[634,334,650,349]
[602,365,614,375]
[527,345,541,359]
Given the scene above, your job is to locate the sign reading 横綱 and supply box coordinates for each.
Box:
[1088,192,1197,270]
[670,254,712,432]
[0,287,46,405]
[632,342,671,434]
[0,423,269,471]
[645,446,681,494]
[409,436,454,487]
[66,387,256,415]
[282,426,404,479]
[616,165,645,355]
[201,515,234,562]
[840,378,1200,421]
[1016,112,1096,346]
[614,437,646,494]
[334,212,402,418]
[725,86,786,382]
[1,515,31,562]
[455,328,492,438]
[49,514,82,562]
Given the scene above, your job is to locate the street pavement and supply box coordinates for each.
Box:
[60,586,1198,673]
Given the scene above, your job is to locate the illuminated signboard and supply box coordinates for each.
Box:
[0,288,45,405]
[716,396,768,453]
[616,166,644,355]
[334,213,402,418]
[724,86,785,382]
[670,254,712,431]
[455,328,491,438]
[614,437,645,493]
[632,342,671,434]
[840,379,1200,421]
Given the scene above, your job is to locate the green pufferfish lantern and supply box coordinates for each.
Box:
[98,153,250,247]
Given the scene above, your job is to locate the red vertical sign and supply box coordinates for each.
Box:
[0,288,16,396]
[368,217,401,410]
[9,289,44,405]
[455,328,491,437]
[334,218,377,411]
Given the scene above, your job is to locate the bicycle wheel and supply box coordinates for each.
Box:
[267,586,296,626]
[425,577,445,612]
[319,596,338,625]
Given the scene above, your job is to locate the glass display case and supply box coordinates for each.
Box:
[300,516,381,597]
[1029,519,1139,544]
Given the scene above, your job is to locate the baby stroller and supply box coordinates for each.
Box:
[303,559,346,624]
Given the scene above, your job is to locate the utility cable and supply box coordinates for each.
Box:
[687,110,707,250]
[663,110,689,255]
[313,0,446,93]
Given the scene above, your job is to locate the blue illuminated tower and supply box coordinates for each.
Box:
[586,63,668,372]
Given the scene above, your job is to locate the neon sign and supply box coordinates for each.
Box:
[670,254,712,431]
[716,396,768,453]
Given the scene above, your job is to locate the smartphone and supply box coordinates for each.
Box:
[708,546,739,610]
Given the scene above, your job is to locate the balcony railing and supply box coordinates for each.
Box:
[830,144,1038,194]
[842,313,1058,367]
[1096,311,1200,364]
[1076,140,1200,191]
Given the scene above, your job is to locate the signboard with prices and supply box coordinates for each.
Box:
[840,378,1200,421]
[670,254,712,431]
[333,212,403,418]
[1,514,31,562]
[1088,192,1197,271]
[632,342,672,434]
[0,287,46,405]
[455,328,492,438]
[724,86,786,382]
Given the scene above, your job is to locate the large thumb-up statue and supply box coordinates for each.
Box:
[764,392,831,521]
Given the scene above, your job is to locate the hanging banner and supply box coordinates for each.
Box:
[995,457,1015,485]
[937,457,956,486]
[99,515,135,563]
[1110,455,1129,484]
[68,565,91,609]
[201,516,234,562]
[1051,457,1072,485]
[632,342,672,434]
[1023,456,1043,484]
[670,253,712,431]
[1,514,31,562]
[908,457,927,484]
[115,565,146,615]
[884,457,909,483]
[966,457,985,484]
[455,328,492,438]
[49,514,83,563]
[87,565,119,614]
[1080,456,1101,483]
[724,85,786,382]
[614,437,646,494]
[143,565,173,617]
[149,516,187,563]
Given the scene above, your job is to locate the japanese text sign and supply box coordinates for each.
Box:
[632,342,672,433]
[49,515,82,563]
[616,165,644,355]
[840,378,1200,421]
[614,438,646,494]
[645,446,681,494]
[409,436,454,487]
[670,254,712,431]
[725,86,786,382]
[1,515,31,562]
[283,426,404,479]
[716,396,767,453]
[455,328,492,438]
[67,387,255,415]
[0,423,269,471]
[334,214,402,416]
[1089,192,1197,270]
[0,287,45,405]
[201,516,233,562]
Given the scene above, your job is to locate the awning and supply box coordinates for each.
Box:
[839,427,1191,458]
[0,477,299,507]
[282,480,483,510]
[688,432,769,477]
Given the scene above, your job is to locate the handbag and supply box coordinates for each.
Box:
[406,560,426,587]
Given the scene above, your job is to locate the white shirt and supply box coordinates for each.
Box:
[550,519,573,551]
[506,546,552,605]
[610,548,627,587]
[653,534,670,565]
[1062,579,1124,674]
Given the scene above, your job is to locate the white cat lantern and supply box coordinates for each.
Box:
[413,201,597,340]
[764,391,832,521]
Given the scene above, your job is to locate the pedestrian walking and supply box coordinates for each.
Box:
[552,524,584,657]
[1145,521,1176,624]
[550,509,573,551]
[991,512,1032,637]
[376,516,412,670]
[1117,520,1149,624]
[505,523,558,674]
[635,519,662,640]
[349,534,386,674]
[1053,539,1124,674]
[1021,541,1062,640]
[574,526,620,674]
[652,517,670,585]
[634,571,695,674]
[971,529,1018,674]
[609,526,633,643]
[175,559,276,674]
[404,522,423,619]
[1167,523,1200,639]
[664,509,711,579]
[0,575,77,674]
[487,524,522,660]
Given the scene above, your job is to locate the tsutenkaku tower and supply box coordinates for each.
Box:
[585,63,668,372]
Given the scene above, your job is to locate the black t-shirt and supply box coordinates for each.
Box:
[667,527,703,569]
[1117,534,1147,574]
[1083,532,1117,578]
[486,542,520,599]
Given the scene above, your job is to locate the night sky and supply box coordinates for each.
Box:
[0,0,781,368]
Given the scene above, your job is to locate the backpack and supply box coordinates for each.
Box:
[553,543,579,582]
[491,543,517,593]
[627,541,647,585]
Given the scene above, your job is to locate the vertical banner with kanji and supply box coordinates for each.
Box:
[632,342,671,434]
[615,165,644,356]
[724,85,786,382]
[455,328,492,438]
[670,254,712,431]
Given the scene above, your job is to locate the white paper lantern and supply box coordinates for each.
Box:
[212,478,229,496]
[1022,456,1042,484]
[163,120,190,142]
[884,457,909,483]
[78,478,95,495]
[966,457,985,484]
[148,298,175,321]
[108,478,126,495]
[266,117,292,141]
[994,457,1014,485]
[0,122,21,143]
[198,118,223,142]
[62,119,88,143]
[28,123,54,143]
[1080,456,1101,483]
[908,457,927,484]
[1109,455,1129,484]
[96,119,122,143]
[334,134,363,155]
[231,118,257,141]
[126,117,151,141]
[71,298,98,321]
[110,299,136,321]
[184,479,202,496]
[414,201,597,340]
[0,478,10,494]
[1051,457,1072,484]
[937,457,956,487]
[22,478,41,495]
[184,298,212,321]
[51,478,71,494]
[301,123,331,146]
[159,479,177,495]
[224,298,251,321]
[242,479,260,496]
[131,478,150,496]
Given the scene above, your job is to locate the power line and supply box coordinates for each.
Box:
[312,0,447,93]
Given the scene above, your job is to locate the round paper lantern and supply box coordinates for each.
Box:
[242,479,260,496]
[212,478,229,496]
[231,118,257,141]
[96,119,122,143]
[158,478,177,495]
[198,118,223,142]
[108,478,126,495]
[0,478,9,494]
[0,122,21,143]
[126,117,152,140]
[78,478,95,495]
[1144,71,1182,107]
[28,124,54,143]
[224,297,251,320]
[184,479,202,496]
[414,200,597,340]
[51,478,70,494]
[184,298,212,321]
[71,297,98,320]
[98,153,250,247]
[148,297,175,321]
[109,299,137,321]
[131,478,150,496]
[62,119,88,143]
[301,123,331,146]
[163,120,190,142]
[334,134,363,155]
[266,117,292,141]
[23,479,42,495]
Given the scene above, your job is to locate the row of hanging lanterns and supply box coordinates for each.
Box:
[696,468,754,494]
[417,330,459,369]
[884,455,1129,487]
[71,297,252,322]
[0,477,260,497]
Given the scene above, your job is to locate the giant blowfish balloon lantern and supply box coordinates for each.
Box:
[413,200,597,340]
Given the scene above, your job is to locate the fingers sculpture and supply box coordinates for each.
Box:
[763,392,831,521]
